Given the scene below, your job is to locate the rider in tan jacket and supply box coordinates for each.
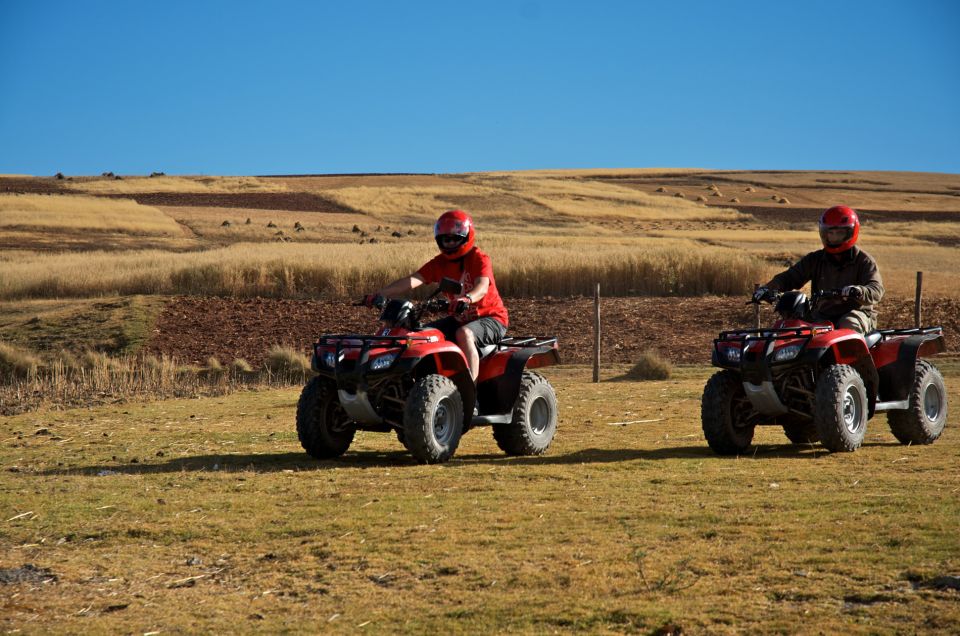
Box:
[755,206,884,333]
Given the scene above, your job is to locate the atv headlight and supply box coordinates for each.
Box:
[723,346,742,363]
[369,352,398,371]
[773,344,803,363]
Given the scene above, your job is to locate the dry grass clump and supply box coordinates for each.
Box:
[623,349,672,380]
[0,341,41,380]
[264,345,312,381]
[0,194,181,235]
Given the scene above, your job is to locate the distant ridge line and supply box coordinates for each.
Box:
[255,172,438,178]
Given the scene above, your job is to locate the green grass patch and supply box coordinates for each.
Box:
[0,295,166,356]
[1,365,958,633]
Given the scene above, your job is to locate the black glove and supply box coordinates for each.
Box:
[362,293,384,309]
[752,286,774,303]
[454,295,471,315]
[842,286,863,300]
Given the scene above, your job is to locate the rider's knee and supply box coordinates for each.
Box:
[456,325,475,347]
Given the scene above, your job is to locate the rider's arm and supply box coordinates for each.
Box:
[466,276,490,303]
[377,273,426,298]
[766,251,817,291]
[855,255,884,305]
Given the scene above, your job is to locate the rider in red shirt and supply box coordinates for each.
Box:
[366,210,508,381]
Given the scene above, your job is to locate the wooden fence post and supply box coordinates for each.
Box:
[914,271,923,328]
[753,283,760,329]
[593,283,600,383]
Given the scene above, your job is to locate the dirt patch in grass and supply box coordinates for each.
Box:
[141,296,960,367]
[102,192,365,214]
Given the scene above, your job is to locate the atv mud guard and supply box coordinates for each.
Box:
[473,337,560,426]
[875,327,945,403]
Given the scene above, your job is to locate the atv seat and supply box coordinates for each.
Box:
[864,331,882,348]
[478,343,498,359]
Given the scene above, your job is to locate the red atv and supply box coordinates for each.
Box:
[296,278,560,463]
[702,289,948,454]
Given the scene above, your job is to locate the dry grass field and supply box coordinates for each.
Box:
[1,169,958,633]
[2,364,958,634]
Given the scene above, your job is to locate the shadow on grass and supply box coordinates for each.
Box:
[38,441,903,476]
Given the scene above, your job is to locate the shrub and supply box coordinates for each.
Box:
[624,350,672,381]
[264,345,311,379]
[0,341,41,380]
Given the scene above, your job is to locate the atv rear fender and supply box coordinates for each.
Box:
[872,328,945,402]
[476,340,560,417]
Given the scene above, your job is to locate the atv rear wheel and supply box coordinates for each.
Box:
[296,377,355,459]
[782,421,820,445]
[493,372,558,456]
[814,364,867,452]
[887,360,947,445]
[701,370,756,455]
[403,374,464,464]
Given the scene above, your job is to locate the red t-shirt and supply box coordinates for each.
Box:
[417,247,509,327]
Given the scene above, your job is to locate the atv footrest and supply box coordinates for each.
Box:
[471,413,512,426]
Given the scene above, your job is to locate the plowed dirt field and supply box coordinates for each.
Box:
[144,296,960,366]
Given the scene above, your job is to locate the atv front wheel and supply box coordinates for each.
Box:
[493,372,558,456]
[887,360,947,445]
[701,370,756,455]
[782,421,820,445]
[814,365,868,452]
[403,374,464,464]
[296,377,356,459]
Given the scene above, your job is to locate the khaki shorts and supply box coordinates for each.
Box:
[817,310,876,334]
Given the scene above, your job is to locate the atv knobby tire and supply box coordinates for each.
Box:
[782,421,820,445]
[493,372,558,456]
[887,360,947,445]
[403,374,464,464]
[701,370,756,455]
[814,364,868,452]
[296,377,356,459]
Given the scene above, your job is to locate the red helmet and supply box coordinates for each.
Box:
[819,205,860,253]
[434,209,475,259]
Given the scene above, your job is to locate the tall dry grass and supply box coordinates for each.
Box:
[0,348,312,415]
[0,241,765,300]
[63,175,288,194]
[0,194,181,235]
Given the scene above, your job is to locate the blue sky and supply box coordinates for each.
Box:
[1,1,958,175]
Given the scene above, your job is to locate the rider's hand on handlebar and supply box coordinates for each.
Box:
[454,295,471,315]
[841,285,863,300]
[752,286,775,303]
[362,293,385,309]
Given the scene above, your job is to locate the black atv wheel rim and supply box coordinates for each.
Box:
[529,396,550,436]
[923,382,943,422]
[842,385,864,434]
[433,396,456,444]
[323,401,352,433]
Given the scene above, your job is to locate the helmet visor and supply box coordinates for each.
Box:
[820,225,853,248]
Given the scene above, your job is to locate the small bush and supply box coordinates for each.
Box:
[264,345,311,379]
[229,358,253,375]
[0,341,42,380]
[200,356,226,381]
[624,350,672,381]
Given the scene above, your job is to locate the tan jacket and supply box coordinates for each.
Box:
[766,247,884,320]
